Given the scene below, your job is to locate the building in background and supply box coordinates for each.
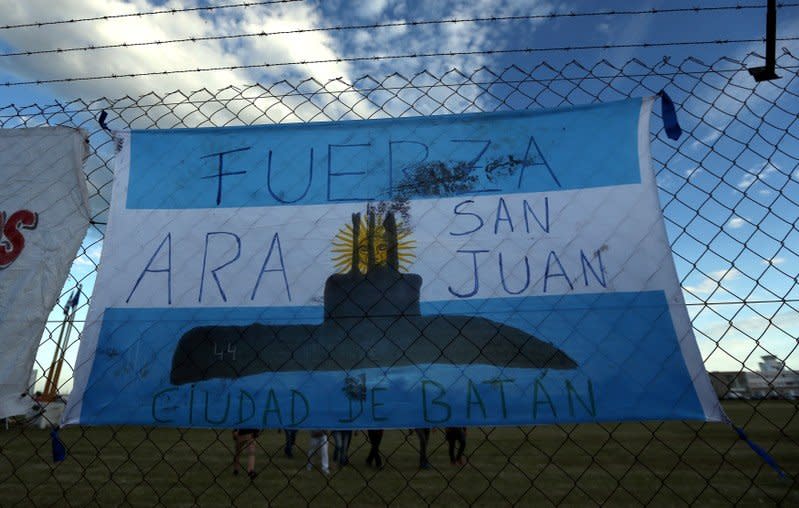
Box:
[747,355,799,399]
[710,356,799,400]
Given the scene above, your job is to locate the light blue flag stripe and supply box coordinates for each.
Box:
[126,99,642,209]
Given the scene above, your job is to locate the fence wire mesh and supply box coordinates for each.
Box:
[1,53,798,506]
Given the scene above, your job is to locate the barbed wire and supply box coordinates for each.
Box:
[6,38,799,87]
[0,0,304,31]
[4,3,799,59]
[6,2,799,32]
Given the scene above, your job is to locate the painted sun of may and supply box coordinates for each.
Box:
[332,211,415,273]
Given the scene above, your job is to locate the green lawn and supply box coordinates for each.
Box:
[1,401,797,507]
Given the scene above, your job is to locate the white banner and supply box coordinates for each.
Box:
[0,127,89,418]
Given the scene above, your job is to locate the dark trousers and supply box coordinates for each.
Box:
[366,429,384,468]
[283,429,297,456]
[332,430,352,465]
[414,428,431,467]
[446,428,466,463]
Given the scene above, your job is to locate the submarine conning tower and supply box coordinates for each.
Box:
[324,207,422,319]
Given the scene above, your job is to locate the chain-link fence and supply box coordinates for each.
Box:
[1,53,798,506]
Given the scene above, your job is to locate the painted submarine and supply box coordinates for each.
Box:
[170,210,577,384]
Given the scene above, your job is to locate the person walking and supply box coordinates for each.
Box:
[445,427,467,465]
[307,430,330,475]
[332,430,353,467]
[283,428,298,458]
[365,429,384,469]
[232,429,259,479]
[413,428,431,469]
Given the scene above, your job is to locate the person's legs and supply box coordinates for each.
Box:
[366,437,375,466]
[373,431,383,468]
[332,431,341,463]
[415,428,430,468]
[247,438,257,477]
[284,429,297,457]
[366,430,381,467]
[307,435,319,470]
[319,434,329,474]
[447,435,456,464]
[340,430,352,465]
[456,431,466,464]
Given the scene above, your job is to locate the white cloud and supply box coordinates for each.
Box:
[684,268,739,296]
[727,217,745,228]
[737,163,777,190]
[0,0,579,126]
[322,0,555,115]
[0,0,559,124]
[0,0,357,114]
[696,309,799,371]
[71,256,96,269]
[737,173,756,189]
[351,0,390,19]
[72,243,102,267]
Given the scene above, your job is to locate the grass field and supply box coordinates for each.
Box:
[1,401,797,507]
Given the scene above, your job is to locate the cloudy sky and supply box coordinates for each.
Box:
[1,0,797,103]
[1,0,798,382]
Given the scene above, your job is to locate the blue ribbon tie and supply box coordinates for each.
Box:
[658,90,682,140]
[733,424,788,480]
[51,428,66,463]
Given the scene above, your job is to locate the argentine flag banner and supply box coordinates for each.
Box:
[64,98,723,428]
